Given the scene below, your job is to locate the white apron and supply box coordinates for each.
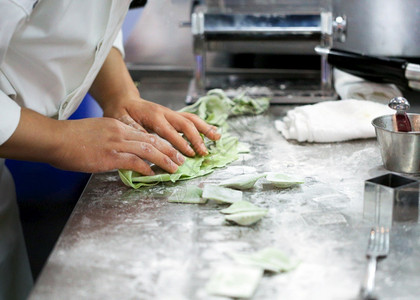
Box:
[0,159,33,300]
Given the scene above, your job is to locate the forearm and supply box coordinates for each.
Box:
[0,107,181,174]
[89,47,140,115]
[0,108,64,164]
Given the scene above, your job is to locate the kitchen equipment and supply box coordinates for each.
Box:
[388,97,412,132]
[315,47,420,91]
[372,114,420,173]
[332,0,420,57]
[187,0,336,104]
[363,173,419,225]
[315,0,420,95]
[360,226,390,300]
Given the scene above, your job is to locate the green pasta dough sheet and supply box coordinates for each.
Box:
[219,173,267,190]
[118,134,240,189]
[225,210,268,226]
[168,185,206,204]
[220,200,267,214]
[119,89,270,189]
[180,88,269,126]
[206,264,263,298]
[229,247,299,273]
[202,185,243,204]
[265,172,304,188]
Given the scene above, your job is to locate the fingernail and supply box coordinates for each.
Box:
[171,161,179,172]
[149,170,155,176]
[211,127,221,139]
[187,145,195,156]
[166,157,179,172]
[200,144,208,155]
[177,152,185,164]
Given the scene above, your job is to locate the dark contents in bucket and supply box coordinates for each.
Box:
[395,112,412,132]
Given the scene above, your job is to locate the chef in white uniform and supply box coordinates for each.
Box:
[0,1,220,299]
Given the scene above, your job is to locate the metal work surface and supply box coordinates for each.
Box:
[29,81,420,299]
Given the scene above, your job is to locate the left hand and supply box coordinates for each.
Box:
[89,47,219,158]
[102,97,221,157]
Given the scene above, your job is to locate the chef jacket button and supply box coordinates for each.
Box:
[62,101,68,109]
[96,41,103,52]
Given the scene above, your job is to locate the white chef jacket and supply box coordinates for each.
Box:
[0,0,130,145]
[0,0,131,299]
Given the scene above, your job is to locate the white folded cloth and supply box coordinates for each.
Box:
[334,69,402,103]
[275,99,394,143]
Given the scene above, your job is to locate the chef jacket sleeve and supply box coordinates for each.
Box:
[0,2,31,146]
[112,30,125,58]
[0,92,21,146]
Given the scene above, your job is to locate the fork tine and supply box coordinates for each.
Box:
[384,227,390,253]
[373,227,381,252]
[367,227,375,253]
[377,228,382,252]
[377,226,389,255]
[386,228,390,246]
[366,226,390,256]
[379,227,385,251]
[361,226,390,299]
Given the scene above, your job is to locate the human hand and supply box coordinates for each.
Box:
[102,97,221,157]
[0,108,185,175]
[53,117,185,175]
[89,48,219,157]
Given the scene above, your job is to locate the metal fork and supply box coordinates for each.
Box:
[360,226,390,300]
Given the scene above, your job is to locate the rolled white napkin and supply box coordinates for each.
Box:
[275,99,394,143]
[334,69,402,103]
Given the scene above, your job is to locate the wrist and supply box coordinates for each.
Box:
[99,88,140,113]
[47,119,73,166]
[101,92,143,118]
[0,108,66,164]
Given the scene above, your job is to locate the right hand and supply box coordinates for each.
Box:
[0,108,184,176]
[53,117,185,175]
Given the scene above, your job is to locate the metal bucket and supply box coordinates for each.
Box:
[372,114,420,173]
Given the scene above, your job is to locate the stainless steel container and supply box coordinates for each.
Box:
[364,173,419,226]
[372,114,420,173]
[332,0,420,57]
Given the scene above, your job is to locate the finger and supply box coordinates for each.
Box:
[118,114,147,132]
[124,141,179,174]
[180,112,221,141]
[153,121,197,157]
[115,153,155,176]
[126,130,185,166]
[166,115,209,156]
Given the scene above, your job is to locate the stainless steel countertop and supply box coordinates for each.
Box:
[29,77,420,300]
